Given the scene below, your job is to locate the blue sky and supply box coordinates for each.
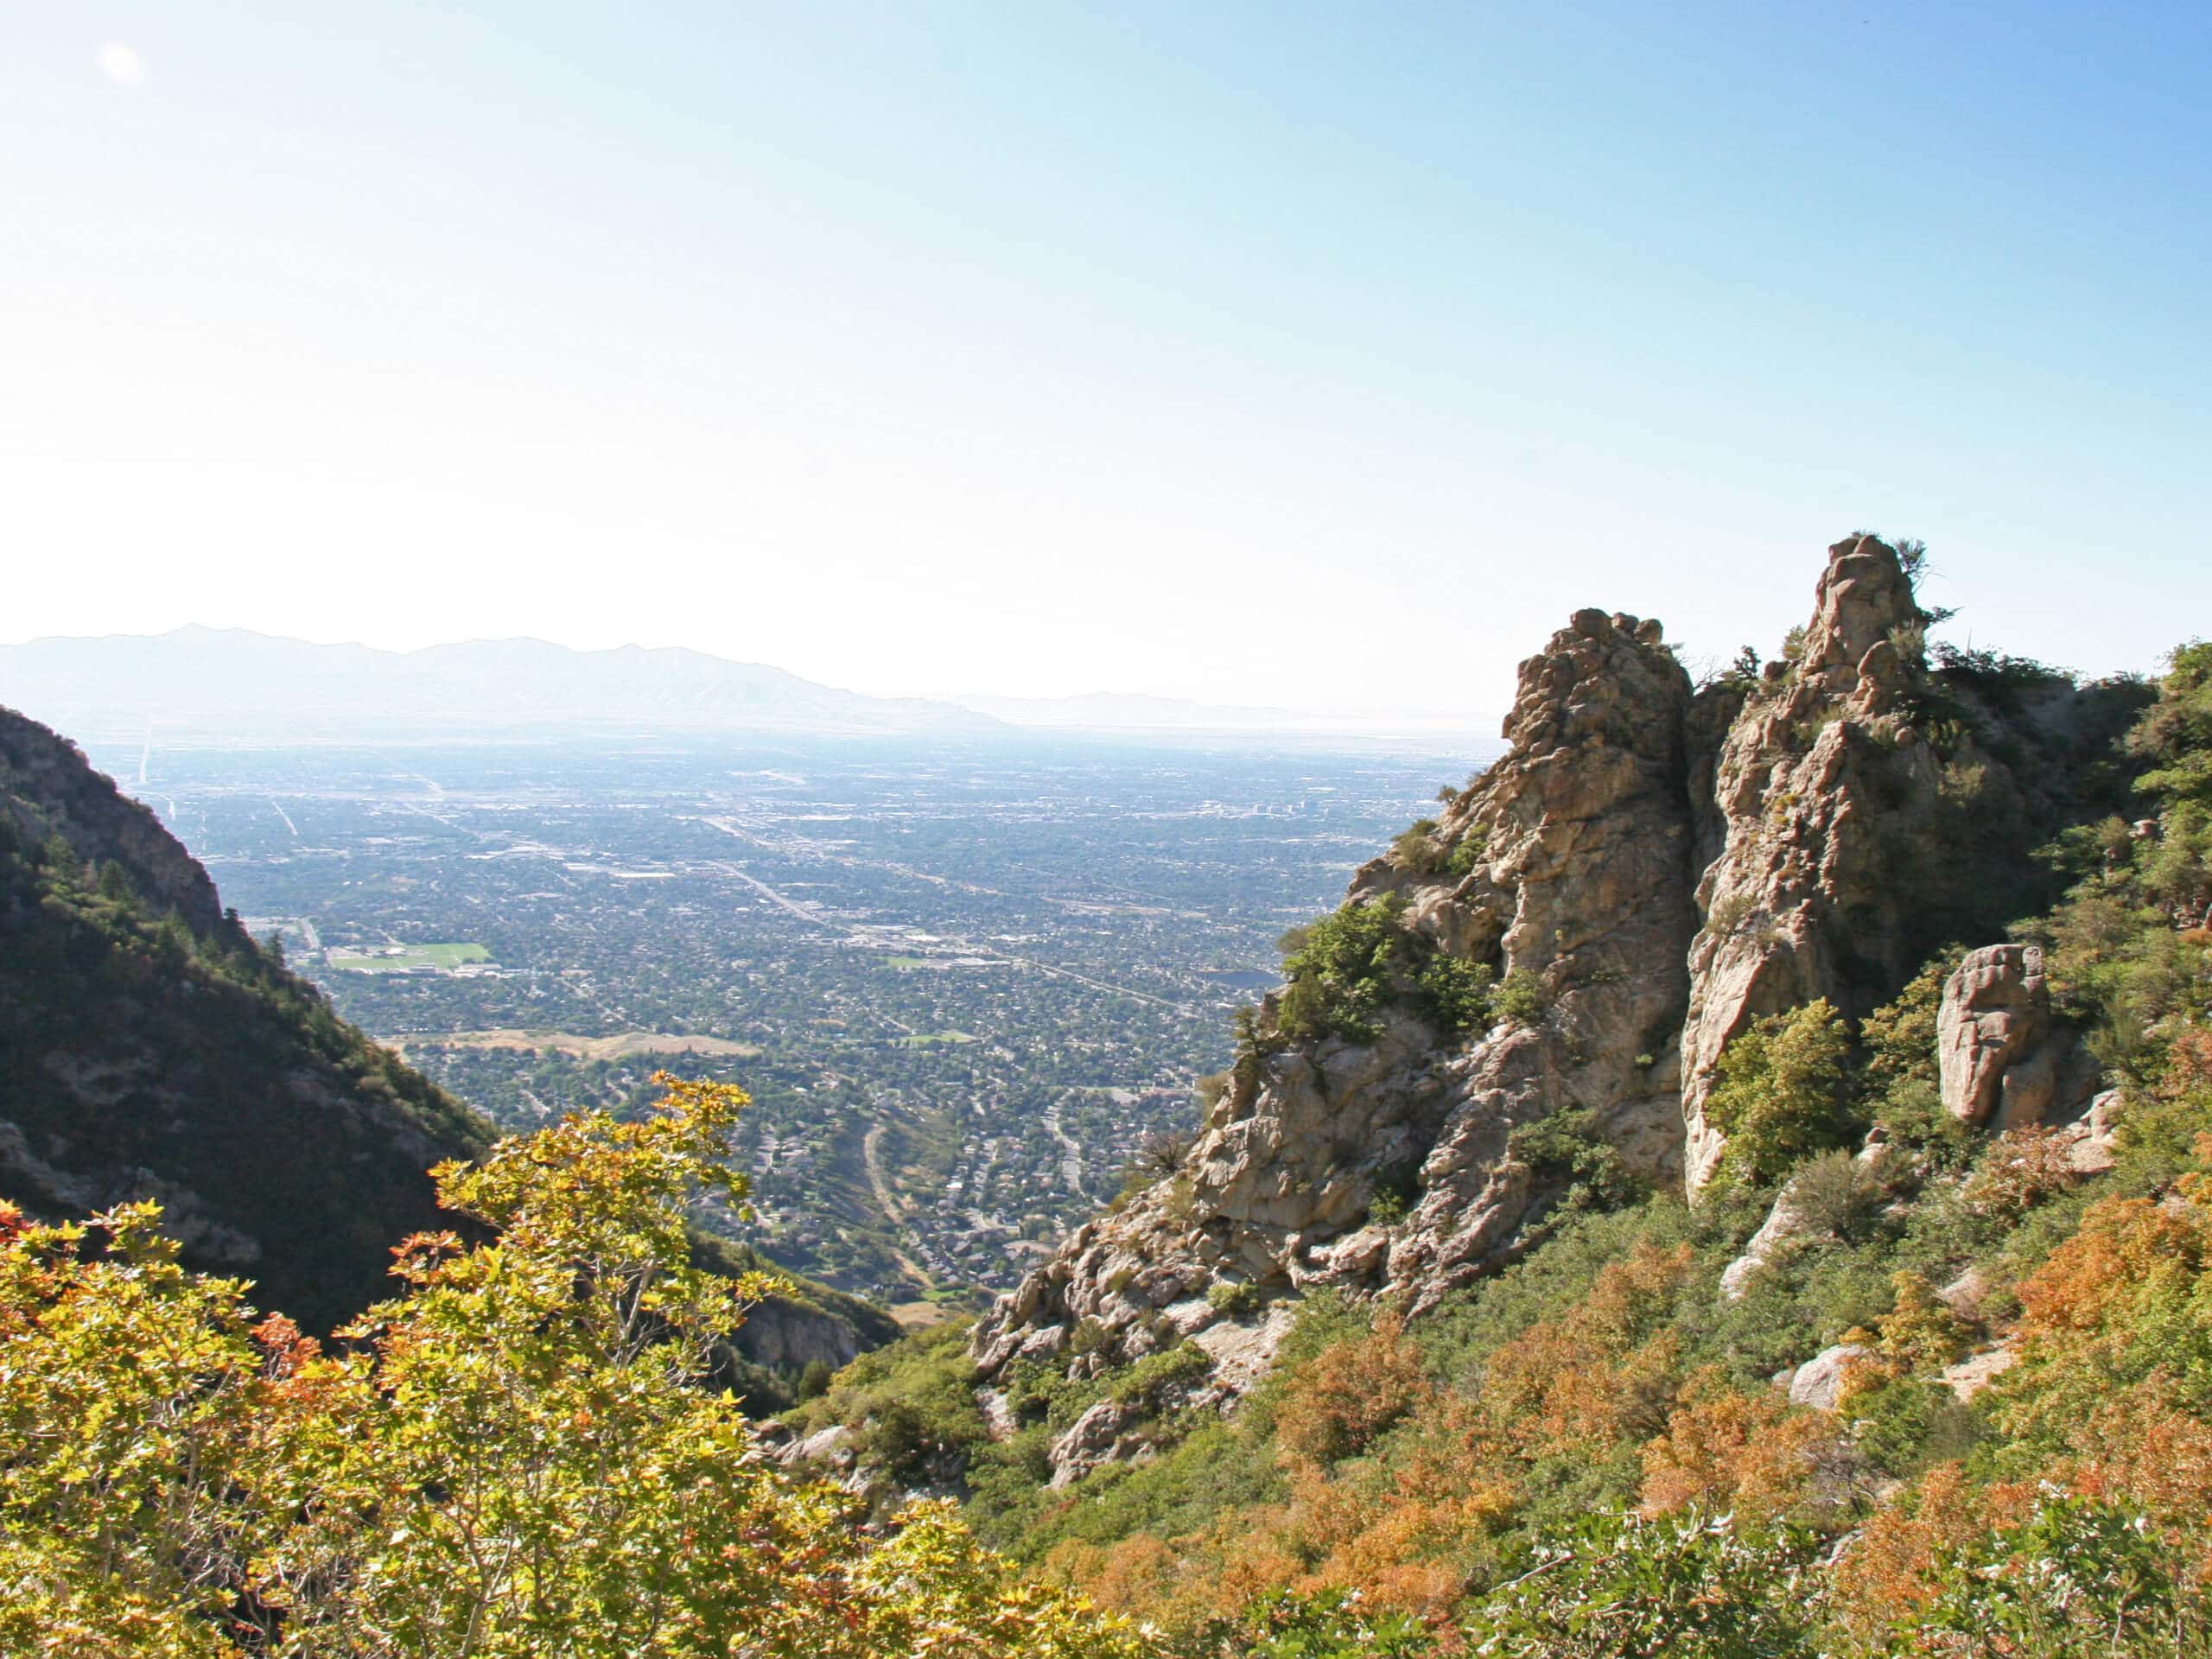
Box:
[3,2,2206,716]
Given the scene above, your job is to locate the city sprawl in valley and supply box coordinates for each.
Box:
[95,734,1490,1309]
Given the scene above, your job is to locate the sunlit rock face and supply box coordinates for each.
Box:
[972,533,2093,1438]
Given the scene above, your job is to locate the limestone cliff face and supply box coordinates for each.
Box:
[972,535,2100,1418]
[1363,607,1700,1311]
[973,607,1700,1381]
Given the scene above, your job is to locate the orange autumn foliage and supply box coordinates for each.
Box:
[1988,1174,2212,1465]
[1827,1465,2038,1639]
[1637,1368,1835,1522]
[2069,1370,2212,1539]
[1275,1312,1433,1467]
[1474,1240,1692,1459]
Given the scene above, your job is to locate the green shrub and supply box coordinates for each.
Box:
[1707,891,1757,938]
[1783,1148,1884,1244]
[1275,898,1409,1044]
[1416,954,1495,1033]
[1446,824,1491,879]
[1207,1279,1263,1317]
[1364,1162,1421,1226]
[1211,1590,1429,1658]
[1845,1372,1983,1480]
[1389,818,1447,875]
[1507,1107,1639,1216]
[1493,968,1550,1027]
[1274,894,1494,1044]
[1706,999,1854,1188]
[1108,1342,1211,1409]
[1465,1510,1824,1658]
[1919,1493,2212,1654]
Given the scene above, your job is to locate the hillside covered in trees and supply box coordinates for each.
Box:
[0,707,494,1334]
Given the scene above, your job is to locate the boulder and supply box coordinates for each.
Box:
[1719,1179,1819,1302]
[1940,1344,2017,1402]
[1938,944,2052,1127]
[1191,1304,1300,1399]
[1046,1398,1146,1490]
[773,1423,855,1471]
[1788,1344,1869,1413]
[1938,1265,1991,1320]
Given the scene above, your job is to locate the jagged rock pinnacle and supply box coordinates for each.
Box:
[970,532,2080,1448]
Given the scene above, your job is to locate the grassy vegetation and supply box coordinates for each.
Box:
[325,940,493,972]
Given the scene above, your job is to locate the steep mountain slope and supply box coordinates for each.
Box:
[0,626,1000,742]
[969,534,2143,1404]
[0,706,493,1332]
[0,705,895,1370]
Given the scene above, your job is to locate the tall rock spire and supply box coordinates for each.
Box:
[970,532,2075,1446]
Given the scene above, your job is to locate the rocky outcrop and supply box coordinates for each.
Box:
[1376,611,1702,1309]
[1719,1175,1823,1303]
[1788,1344,1870,1412]
[722,1292,893,1375]
[1940,1343,2018,1402]
[973,534,2107,1428]
[1047,1399,1150,1489]
[1937,945,2053,1127]
[1933,944,2104,1135]
[1677,537,1974,1188]
[976,606,1701,1374]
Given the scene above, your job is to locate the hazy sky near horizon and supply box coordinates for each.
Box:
[5,3,2207,716]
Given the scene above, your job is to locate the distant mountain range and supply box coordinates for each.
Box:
[952,690,1497,735]
[953,691,1307,730]
[0,627,1497,745]
[0,627,998,742]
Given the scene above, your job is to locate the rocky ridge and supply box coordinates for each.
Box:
[971,536,2120,1451]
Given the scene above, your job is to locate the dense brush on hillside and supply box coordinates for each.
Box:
[785,608,2212,1653]
[0,1078,1134,1657]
